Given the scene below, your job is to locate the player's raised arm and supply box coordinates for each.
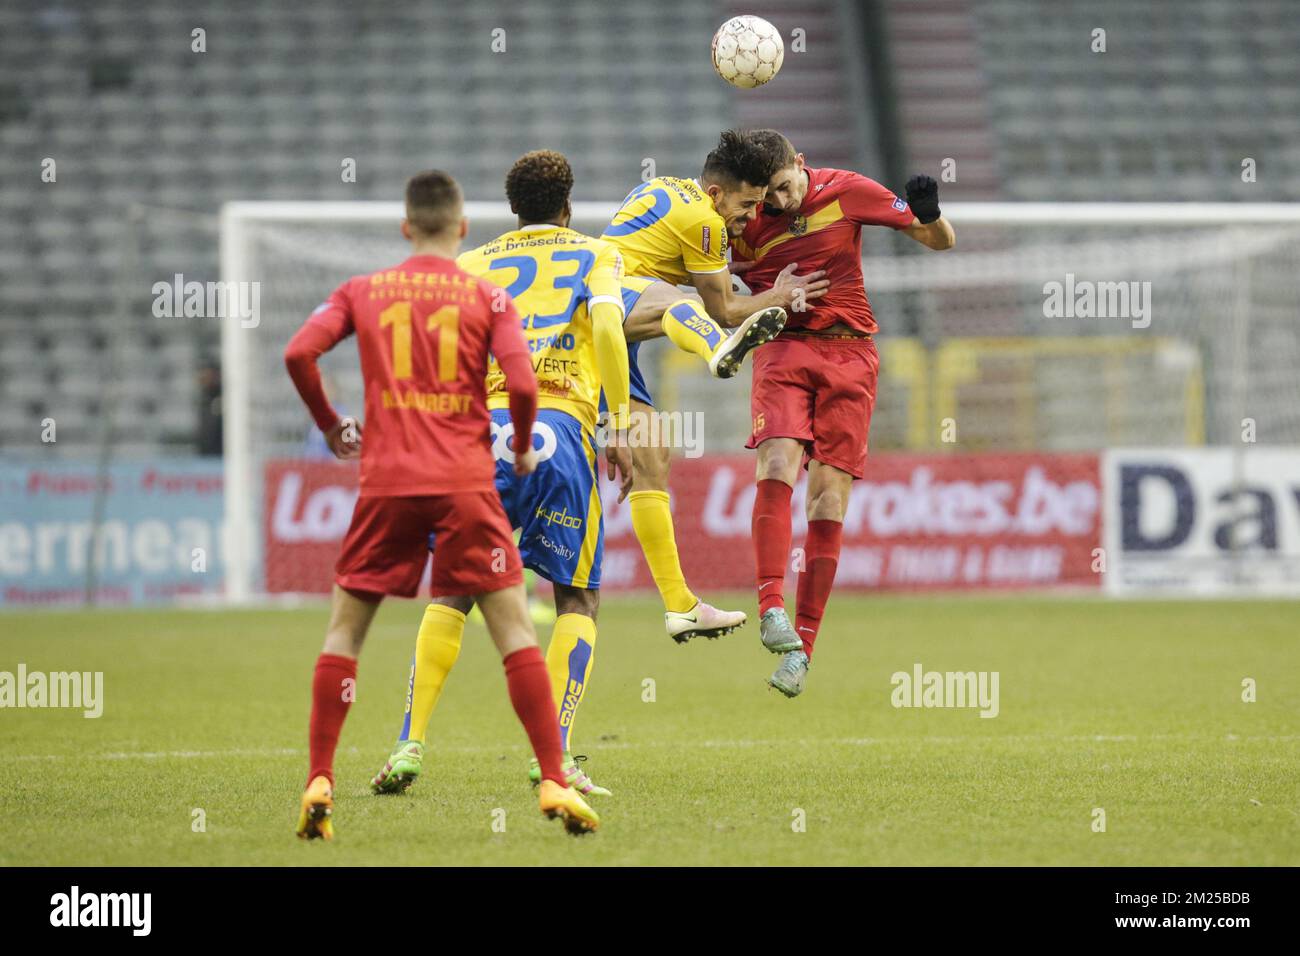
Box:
[900,175,955,251]
[486,288,539,475]
[837,169,955,252]
[284,287,361,458]
[690,261,828,328]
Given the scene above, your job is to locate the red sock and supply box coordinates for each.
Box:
[308,653,357,786]
[795,520,843,660]
[753,478,794,615]
[503,646,566,786]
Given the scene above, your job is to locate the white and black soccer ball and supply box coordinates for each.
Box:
[711,15,784,89]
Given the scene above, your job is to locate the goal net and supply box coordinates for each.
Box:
[220,202,1300,600]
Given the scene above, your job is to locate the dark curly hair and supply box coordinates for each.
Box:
[701,129,778,189]
[505,150,574,223]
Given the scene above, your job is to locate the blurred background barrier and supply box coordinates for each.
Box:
[260,451,1104,595]
[253,446,1300,598]
[0,460,225,605]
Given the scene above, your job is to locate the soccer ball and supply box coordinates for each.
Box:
[711,15,784,89]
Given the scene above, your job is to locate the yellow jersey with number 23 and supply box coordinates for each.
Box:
[457,224,625,433]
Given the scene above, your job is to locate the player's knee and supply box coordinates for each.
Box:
[554,585,599,620]
[492,625,537,661]
[477,584,539,652]
[322,625,365,658]
[432,594,474,616]
[503,628,538,653]
[755,441,800,484]
[807,485,847,521]
[755,456,797,484]
[325,584,378,655]
[626,286,677,341]
[642,281,685,313]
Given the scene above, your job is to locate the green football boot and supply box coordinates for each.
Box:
[370,739,424,794]
[528,752,612,797]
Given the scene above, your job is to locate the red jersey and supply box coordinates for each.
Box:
[284,254,536,497]
[732,166,915,334]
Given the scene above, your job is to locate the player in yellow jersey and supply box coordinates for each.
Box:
[601,129,830,644]
[369,151,634,799]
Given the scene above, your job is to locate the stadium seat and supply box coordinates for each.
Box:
[5,0,1298,458]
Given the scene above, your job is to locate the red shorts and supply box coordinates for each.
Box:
[335,492,524,598]
[747,334,879,479]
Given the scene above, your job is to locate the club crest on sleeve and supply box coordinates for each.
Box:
[892,197,907,212]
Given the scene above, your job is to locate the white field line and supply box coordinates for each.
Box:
[4,733,1299,763]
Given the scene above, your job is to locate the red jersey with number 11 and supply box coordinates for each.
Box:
[284,254,533,497]
[732,166,915,335]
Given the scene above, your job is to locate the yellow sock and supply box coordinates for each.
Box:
[544,613,597,752]
[399,603,465,743]
[662,299,726,362]
[629,489,699,613]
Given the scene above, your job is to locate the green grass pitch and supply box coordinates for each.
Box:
[1,595,1297,866]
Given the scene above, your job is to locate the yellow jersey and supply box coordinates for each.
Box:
[601,176,729,286]
[457,224,625,432]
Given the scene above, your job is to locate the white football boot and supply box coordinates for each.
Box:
[665,600,747,644]
[707,306,786,378]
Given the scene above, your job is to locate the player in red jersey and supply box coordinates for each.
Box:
[734,130,955,697]
[284,170,599,837]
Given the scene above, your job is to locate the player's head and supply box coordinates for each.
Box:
[401,170,469,247]
[701,129,777,236]
[749,129,806,215]
[505,149,573,227]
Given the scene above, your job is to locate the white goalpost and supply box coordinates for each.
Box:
[219,201,1300,602]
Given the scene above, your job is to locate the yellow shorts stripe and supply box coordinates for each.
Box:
[571,432,603,589]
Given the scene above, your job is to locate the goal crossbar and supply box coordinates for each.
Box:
[221,200,1300,227]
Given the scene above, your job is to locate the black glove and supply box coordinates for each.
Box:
[905,174,941,224]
